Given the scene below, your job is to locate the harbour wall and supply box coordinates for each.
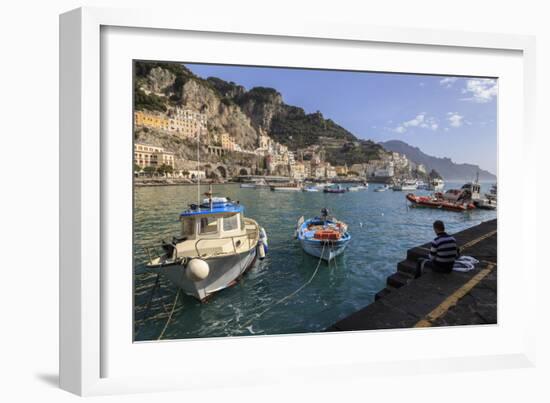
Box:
[326,219,497,331]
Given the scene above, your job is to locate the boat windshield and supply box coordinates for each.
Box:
[199,216,219,234]
[181,217,195,236]
[223,213,240,232]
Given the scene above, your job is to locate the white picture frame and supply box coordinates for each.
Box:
[60,6,537,396]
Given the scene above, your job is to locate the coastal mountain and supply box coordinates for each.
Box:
[134,61,386,165]
[379,140,496,181]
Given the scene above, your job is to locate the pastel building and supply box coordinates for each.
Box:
[134,107,207,140]
[134,143,175,169]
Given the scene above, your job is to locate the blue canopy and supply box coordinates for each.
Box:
[180,201,244,217]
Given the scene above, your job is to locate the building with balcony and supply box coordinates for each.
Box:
[134,143,175,169]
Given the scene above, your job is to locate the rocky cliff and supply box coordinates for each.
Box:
[134,61,386,166]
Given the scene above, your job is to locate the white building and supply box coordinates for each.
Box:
[374,162,395,178]
[187,170,206,179]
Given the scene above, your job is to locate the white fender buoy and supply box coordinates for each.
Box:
[258,243,266,259]
[186,258,210,281]
[259,227,268,246]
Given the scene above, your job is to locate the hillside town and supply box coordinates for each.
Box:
[134,106,429,184]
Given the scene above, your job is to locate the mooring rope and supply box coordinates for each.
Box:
[331,241,339,271]
[242,242,327,330]
[157,288,181,340]
[135,274,161,338]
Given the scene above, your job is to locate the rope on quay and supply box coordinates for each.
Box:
[242,242,327,330]
[157,289,181,340]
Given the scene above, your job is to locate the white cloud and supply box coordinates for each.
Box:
[447,112,464,128]
[439,77,458,88]
[461,79,498,103]
[394,126,406,133]
[403,113,425,128]
[392,113,438,133]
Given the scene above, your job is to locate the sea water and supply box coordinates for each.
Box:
[133,182,496,340]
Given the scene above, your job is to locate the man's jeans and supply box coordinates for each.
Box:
[416,258,453,277]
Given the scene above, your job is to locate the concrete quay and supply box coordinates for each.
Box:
[327,219,497,331]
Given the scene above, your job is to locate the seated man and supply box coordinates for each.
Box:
[416,220,458,276]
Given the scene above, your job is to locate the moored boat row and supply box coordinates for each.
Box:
[406,175,497,212]
[406,193,476,212]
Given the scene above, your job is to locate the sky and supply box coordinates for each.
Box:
[185,63,497,174]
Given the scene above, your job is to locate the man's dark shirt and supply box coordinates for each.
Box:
[429,232,458,270]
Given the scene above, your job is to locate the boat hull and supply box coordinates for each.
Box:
[323,189,347,193]
[271,187,302,192]
[151,247,258,301]
[300,238,349,261]
[474,199,497,210]
[296,217,351,261]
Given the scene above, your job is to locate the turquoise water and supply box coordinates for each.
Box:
[134,182,496,341]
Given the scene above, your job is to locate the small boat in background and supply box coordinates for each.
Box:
[323,184,348,194]
[475,198,497,210]
[406,193,476,212]
[240,178,269,189]
[392,179,418,191]
[270,182,303,192]
[417,181,429,190]
[428,178,445,191]
[349,183,368,191]
[296,209,351,261]
[375,184,389,192]
[303,186,320,192]
[486,183,497,201]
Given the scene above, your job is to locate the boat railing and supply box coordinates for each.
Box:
[143,244,164,265]
[194,229,258,258]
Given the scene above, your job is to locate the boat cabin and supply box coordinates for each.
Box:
[179,198,246,240]
[461,182,481,198]
[172,197,259,259]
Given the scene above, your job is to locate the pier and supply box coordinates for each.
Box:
[327,219,497,331]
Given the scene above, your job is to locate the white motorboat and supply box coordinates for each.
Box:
[442,175,481,203]
[392,179,418,191]
[303,186,320,192]
[240,178,269,189]
[350,183,368,191]
[416,181,429,190]
[145,193,268,301]
[474,198,497,210]
[486,183,497,201]
[270,183,303,192]
[428,178,445,191]
[374,184,389,192]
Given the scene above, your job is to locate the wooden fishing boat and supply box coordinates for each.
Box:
[295,210,351,261]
